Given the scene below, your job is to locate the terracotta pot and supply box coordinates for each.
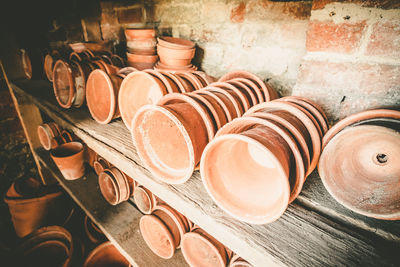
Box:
[117,67,137,78]
[226,79,258,107]
[121,171,136,197]
[70,61,91,108]
[99,170,120,205]
[319,125,400,220]
[84,241,130,267]
[207,87,244,118]
[176,72,204,90]
[200,123,291,224]
[69,42,111,53]
[229,254,252,267]
[38,123,61,150]
[133,186,156,214]
[127,47,156,55]
[127,39,156,50]
[50,142,85,180]
[109,167,130,202]
[125,28,156,41]
[53,60,76,109]
[230,77,264,104]
[86,69,122,124]
[246,101,321,176]
[157,36,195,49]
[322,108,400,149]
[281,96,329,135]
[143,69,180,94]
[181,228,228,267]
[210,82,251,112]
[219,71,276,101]
[126,52,158,63]
[140,214,175,259]
[4,186,64,237]
[132,101,209,184]
[193,71,215,85]
[118,71,167,129]
[154,61,198,72]
[110,55,125,68]
[14,226,74,267]
[44,51,60,82]
[84,216,105,244]
[158,71,188,93]
[10,177,43,198]
[157,44,195,60]
[194,89,236,122]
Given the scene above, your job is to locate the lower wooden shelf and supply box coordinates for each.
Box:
[36,148,187,267]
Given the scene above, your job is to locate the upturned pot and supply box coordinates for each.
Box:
[118,71,167,129]
[125,28,156,41]
[157,44,195,60]
[127,47,156,55]
[83,241,131,267]
[154,61,197,72]
[51,142,85,180]
[200,122,291,224]
[126,39,157,51]
[181,227,228,267]
[86,69,123,124]
[157,36,195,50]
[126,52,158,64]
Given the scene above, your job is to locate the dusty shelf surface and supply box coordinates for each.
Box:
[12,79,400,267]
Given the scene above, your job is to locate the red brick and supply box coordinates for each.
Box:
[312,0,400,10]
[247,0,311,21]
[306,20,366,53]
[366,21,400,58]
[117,6,144,24]
[230,2,246,23]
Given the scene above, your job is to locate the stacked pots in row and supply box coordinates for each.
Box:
[133,185,160,215]
[37,122,73,150]
[155,36,197,72]
[51,49,123,109]
[200,96,328,224]
[119,69,214,129]
[125,28,158,70]
[319,108,400,220]
[132,70,277,184]
[95,155,136,205]
[86,67,136,124]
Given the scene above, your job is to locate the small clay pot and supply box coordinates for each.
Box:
[133,185,156,214]
[98,170,120,205]
[118,71,167,129]
[200,124,291,224]
[125,28,156,41]
[154,61,198,72]
[319,125,400,220]
[109,167,130,202]
[127,47,156,55]
[157,36,195,49]
[143,69,180,94]
[86,69,123,124]
[50,142,85,180]
[37,123,62,150]
[181,228,228,267]
[157,44,195,60]
[190,92,228,130]
[83,241,131,267]
[127,39,157,51]
[126,52,158,64]
[53,59,76,109]
[44,51,60,82]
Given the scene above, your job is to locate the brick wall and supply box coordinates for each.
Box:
[293,0,400,122]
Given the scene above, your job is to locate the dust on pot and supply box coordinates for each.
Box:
[50,142,85,180]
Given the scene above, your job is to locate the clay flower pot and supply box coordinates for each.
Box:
[126,52,158,70]
[133,185,157,214]
[157,36,195,50]
[86,69,123,124]
[194,89,236,122]
[37,123,62,150]
[84,216,105,244]
[14,226,74,267]
[157,44,195,60]
[181,228,228,267]
[44,50,60,82]
[109,167,131,202]
[319,124,400,220]
[230,77,264,104]
[143,69,180,94]
[118,71,167,129]
[50,142,85,180]
[127,47,156,55]
[127,39,157,51]
[53,59,76,109]
[200,123,291,224]
[176,72,204,90]
[98,170,120,206]
[125,28,156,41]
[154,61,198,72]
[84,241,131,267]
[70,60,94,108]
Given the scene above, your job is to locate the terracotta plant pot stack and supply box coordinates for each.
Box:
[98,166,136,206]
[200,96,328,224]
[83,241,131,267]
[85,67,131,124]
[133,185,160,214]
[132,70,277,185]
[51,141,86,180]
[13,226,79,267]
[125,28,158,70]
[140,203,191,259]
[155,36,197,71]
[181,225,230,267]
[51,47,124,109]
[118,69,214,129]
[319,108,400,220]
[37,122,64,150]
[4,177,71,237]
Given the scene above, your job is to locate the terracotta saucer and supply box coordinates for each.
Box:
[143,69,177,94]
[226,79,258,107]
[158,71,187,93]
[98,170,120,205]
[206,87,243,118]
[318,125,400,220]
[190,91,228,129]
[133,186,154,214]
[231,77,264,104]
[176,72,204,90]
[157,36,195,49]
[194,90,234,122]
[210,82,251,112]
[193,71,216,85]
[322,109,400,149]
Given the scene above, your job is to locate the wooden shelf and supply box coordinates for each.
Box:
[10,79,400,267]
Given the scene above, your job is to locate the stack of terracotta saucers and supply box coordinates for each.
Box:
[200,96,328,224]
[125,28,158,70]
[97,158,136,206]
[37,122,73,150]
[133,185,160,214]
[86,67,136,124]
[132,70,277,185]
[181,225,232,267]
[139,203,192,259]
[118,69,214,129]
[319,108,400,220]
[52,49,123,109]
[155,36,197,72]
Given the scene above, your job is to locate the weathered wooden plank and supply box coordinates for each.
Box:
[36,148,188,267]
[12,80,400,267]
